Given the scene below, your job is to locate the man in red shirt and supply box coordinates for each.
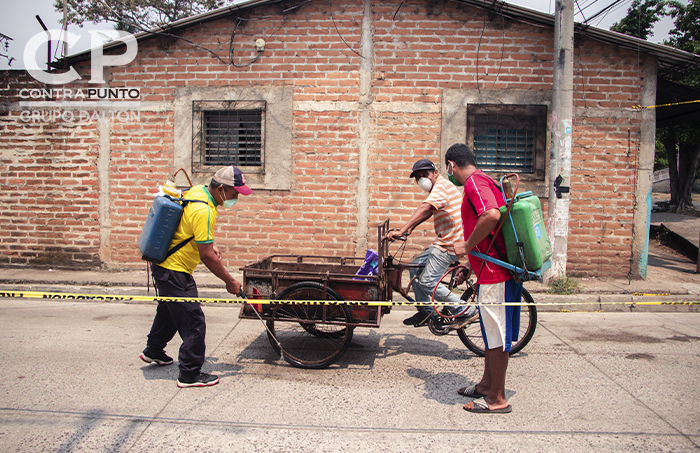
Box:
[445,143,523,414]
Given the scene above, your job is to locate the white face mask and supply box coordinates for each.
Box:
[417,177,433,192]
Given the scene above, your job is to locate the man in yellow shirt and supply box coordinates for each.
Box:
[139,165,252,388]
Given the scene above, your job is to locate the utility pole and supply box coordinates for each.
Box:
[546,0,574,280]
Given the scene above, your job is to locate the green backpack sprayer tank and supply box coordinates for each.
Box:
[499,191,552,271]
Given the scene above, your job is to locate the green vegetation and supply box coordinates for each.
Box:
[547,277,582,295]
[612,0,700,211]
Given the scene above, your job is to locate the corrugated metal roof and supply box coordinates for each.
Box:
[64,0,699,71]
[452,0,699,72]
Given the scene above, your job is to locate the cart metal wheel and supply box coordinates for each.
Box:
[267,281,354,369]
[456,287,537,357]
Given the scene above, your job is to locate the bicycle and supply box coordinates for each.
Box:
[384,230,537,357]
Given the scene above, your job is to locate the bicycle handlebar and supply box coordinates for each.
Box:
[384,228,407,242]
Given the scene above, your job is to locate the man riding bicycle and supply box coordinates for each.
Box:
[385,158,476,326]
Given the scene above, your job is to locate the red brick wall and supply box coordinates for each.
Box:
[109,111,176,265]
[0,0,646,277]
[367,109,444,257]
[0,72,102,267]
[568,44,642,276]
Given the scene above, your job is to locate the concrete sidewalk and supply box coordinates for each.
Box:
[0,240,698,312]
[0,297,698,452]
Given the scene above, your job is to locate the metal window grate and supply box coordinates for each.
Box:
[473,115,535,173]
[204,110,262,167]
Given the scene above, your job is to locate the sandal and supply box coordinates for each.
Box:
[457,385,486,398]
[463,398,512,414]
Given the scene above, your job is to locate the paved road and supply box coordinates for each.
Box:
[0,298,698,452]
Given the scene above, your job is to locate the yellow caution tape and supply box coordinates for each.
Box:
[633,99,700,109]
[0,289,698,306]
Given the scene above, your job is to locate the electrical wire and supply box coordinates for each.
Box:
[226,18,264,68]
[490,8,506,89]
[591,2,629,28]
[578,0,602,13]
[329,1,364,59]
[475,11,488,93]
[95,0,231,66]
[585,0,626,22]
[574,0,588,23]
[90,0,312,69]
[393,1,405,20]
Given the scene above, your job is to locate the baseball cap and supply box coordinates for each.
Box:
[409,158,437,178]
[213,165,253,195]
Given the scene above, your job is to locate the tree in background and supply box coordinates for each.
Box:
[667,0,700,85]
[613,0,699,211]
[610,0,668,40]
[662,0,700,211]
[54,0,232,32]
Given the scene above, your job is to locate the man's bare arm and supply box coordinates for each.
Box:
[197,242,242,296]
[386,203,436,240]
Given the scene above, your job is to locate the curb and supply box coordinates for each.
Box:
[532,293,700,313]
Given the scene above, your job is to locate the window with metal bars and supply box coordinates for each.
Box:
[467,105,546,179]
[474,123,534,173]
[203,110,262,167]
[192,100,266,175]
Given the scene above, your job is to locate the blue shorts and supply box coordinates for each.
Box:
[477,279,523,352]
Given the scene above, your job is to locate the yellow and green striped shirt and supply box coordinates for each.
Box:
[159,185,218,274]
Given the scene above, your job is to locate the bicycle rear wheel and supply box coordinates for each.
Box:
[267,282,354,369]
[456,287,537,356]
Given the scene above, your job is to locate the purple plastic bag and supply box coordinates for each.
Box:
[354,248,378,280]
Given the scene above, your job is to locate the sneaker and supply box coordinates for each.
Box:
[177,373,220,388]
[139,348,174,366]
[403,311,432,326]
[444,307,479,330]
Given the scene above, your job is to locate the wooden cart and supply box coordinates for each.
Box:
[238,220,395,368]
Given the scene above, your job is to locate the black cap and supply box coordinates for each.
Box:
[409,158,437,178]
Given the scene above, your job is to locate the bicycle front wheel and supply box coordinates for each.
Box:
[456,287,537,357]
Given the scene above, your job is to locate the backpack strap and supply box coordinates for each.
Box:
[161,195,210,260]
[164,235,195,259]
[180,198,209,207]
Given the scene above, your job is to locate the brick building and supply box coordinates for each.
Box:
[1,0,698,278]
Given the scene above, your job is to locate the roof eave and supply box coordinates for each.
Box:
[452,0,699,68]
[62,0,700,69]
[64,0,279,64]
